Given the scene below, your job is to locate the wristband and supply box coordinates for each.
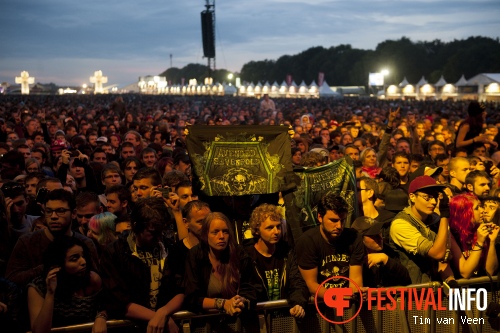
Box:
[215,298,224,310]
[95,312,108,320]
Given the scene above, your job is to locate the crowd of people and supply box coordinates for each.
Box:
[0,94,500,332]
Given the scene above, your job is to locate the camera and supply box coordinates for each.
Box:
[158,187,171,198]
[36,188,49,204]
[483,160,494,176]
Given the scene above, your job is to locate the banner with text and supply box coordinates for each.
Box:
[284,158,358,241]
[186,125,293,196]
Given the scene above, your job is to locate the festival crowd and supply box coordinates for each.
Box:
[0,94,500,332]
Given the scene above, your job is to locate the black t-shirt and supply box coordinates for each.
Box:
[296,227,364,288]
[254,249,284,301]
[169,238,190,288]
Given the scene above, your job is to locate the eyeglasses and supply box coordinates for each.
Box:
[45,208,71,217]
[416,193,437,202]
[77,213,95,219]
[430,147,445,152]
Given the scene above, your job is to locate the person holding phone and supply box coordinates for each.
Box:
[27,236,106,333]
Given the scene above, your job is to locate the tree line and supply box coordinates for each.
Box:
[160,36,500,87]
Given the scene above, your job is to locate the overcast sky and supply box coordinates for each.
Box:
[1,0,499,87]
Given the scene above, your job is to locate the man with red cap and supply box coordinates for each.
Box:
[389,175,455,284]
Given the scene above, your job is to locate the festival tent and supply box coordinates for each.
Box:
[255,82,263,95]
[434,76,447,87]
[467,73,500,86]
[399,77,410,87]
[309,81,319,96]
[416,76,428,86]
[467,73,500,100]
[263,81,271,94]
[455,75,468,86]
[270,81,279,96]
[318,81,341,98]
[298,81,308,95]
[279,81,288,95]
[289,81,298,95]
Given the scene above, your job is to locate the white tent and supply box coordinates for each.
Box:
[416,76,428,86]
[434,76,447,87]
[467,73,500,85]
[455,75,468,86]
[318,81,341,98]
[399,77,410,87]
[224,84,237,95]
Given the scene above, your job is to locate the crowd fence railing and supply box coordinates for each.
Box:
[28,275,500,333]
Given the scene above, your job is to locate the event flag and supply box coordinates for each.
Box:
[186,125,294,196]
[283,158,357,242]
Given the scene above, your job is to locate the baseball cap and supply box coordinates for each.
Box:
[424,166,443,177]
[96,136,108,143]
[310,147,329,158]
[408,175,446,194]
[50,140,66,151]
[351,216,384,236]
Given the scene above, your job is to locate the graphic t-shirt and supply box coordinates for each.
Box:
[254,250,284,301]
[296,227,364,288]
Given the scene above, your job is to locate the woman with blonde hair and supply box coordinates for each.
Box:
[360,147,381,178]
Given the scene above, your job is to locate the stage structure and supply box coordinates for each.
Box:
[201,0,215,79]
[15,71,35,95]
[90,70,108,94]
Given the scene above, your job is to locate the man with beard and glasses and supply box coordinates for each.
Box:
[6,189,98,287]
[296,193,365,298]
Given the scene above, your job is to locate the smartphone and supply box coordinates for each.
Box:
[158,187,171,198]
[69,149,79,157]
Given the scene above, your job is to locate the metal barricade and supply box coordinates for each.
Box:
[28,276,500,333]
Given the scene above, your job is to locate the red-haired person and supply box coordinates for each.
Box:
[449,193,499,278]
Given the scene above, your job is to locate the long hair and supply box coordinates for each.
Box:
[449,193,479,251]
[200,212,240,299]
[42,236,92,299]
[88,212,117,247]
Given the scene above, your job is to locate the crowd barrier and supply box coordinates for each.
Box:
[29,276,500,333]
